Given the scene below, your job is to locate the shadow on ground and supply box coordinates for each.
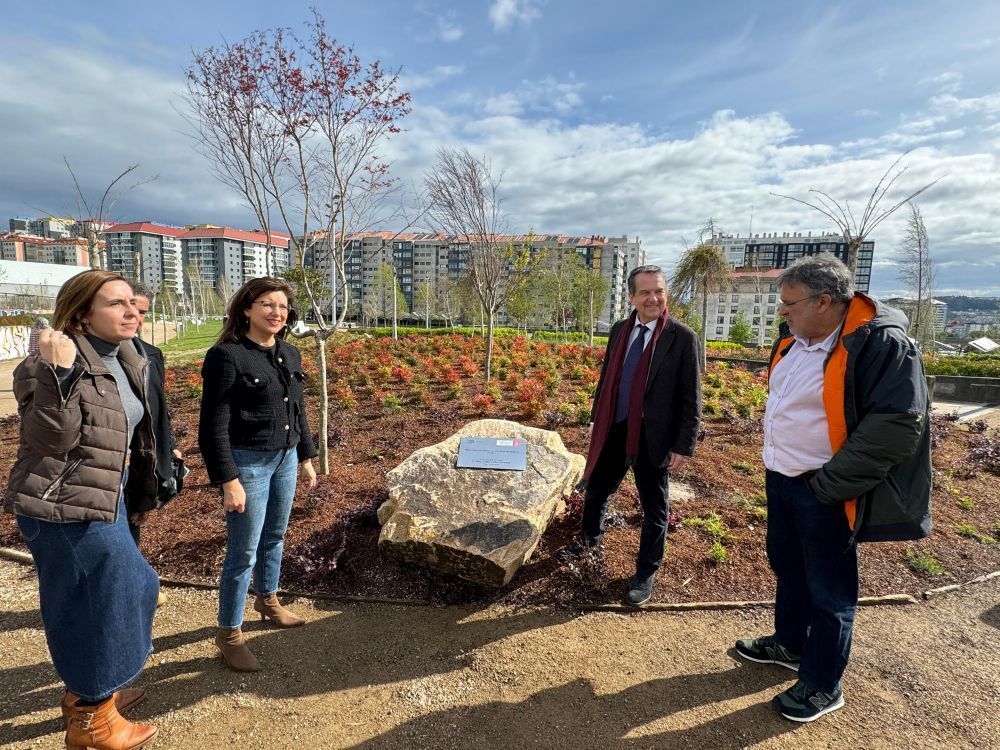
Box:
[344,669,794,750]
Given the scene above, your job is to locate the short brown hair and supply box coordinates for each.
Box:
[52,270,132,334]
[218,277,298,344]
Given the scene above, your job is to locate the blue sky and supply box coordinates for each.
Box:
[2,0,999,294]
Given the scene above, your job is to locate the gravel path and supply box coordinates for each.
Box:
[1,559,998,749]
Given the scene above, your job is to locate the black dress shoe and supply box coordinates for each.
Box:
[625,573,655,606]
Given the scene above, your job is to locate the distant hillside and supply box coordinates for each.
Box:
[937,296,1000,312]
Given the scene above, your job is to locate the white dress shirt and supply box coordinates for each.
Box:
[763,327,840,477]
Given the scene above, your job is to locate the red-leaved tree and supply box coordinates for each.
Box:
[184,10,411,473]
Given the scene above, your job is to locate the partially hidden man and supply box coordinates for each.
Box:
[736,254,932,722]
[565,264,702,606]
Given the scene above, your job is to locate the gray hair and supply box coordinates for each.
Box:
[627,264,666,294]
[777,254,855,303]
[130,281,154,299]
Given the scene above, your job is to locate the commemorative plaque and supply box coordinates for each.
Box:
[456,436,527,471]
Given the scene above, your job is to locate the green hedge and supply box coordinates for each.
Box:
[359,326,608,346]
[924,357,1000,378]
[0,315,34,326]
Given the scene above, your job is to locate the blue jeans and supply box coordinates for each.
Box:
[766,470,858,693]
[16,500,158,702]
[218,448,298,629]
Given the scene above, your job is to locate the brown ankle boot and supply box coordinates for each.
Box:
[62,689,146,729]
[253,593,305,628]
[215,627,260,672]
[64,694,157,750]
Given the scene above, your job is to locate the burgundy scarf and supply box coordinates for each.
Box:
[583,308,669,480]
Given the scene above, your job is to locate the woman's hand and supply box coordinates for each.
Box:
[300,459,317,490]
[38,328,77,368]
[222,478,246,513]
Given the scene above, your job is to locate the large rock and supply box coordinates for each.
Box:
[378,419,585,587]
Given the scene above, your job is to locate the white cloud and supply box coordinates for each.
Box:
[3,37,1000,295]
[920,71,964,94]
[854,108,879,118]
[435,13,464,42]
[401,65,465,91]
[481,76,584,117]
[488,0,542,31]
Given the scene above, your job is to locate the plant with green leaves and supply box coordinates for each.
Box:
[671,231,733,370]
[905,549,945,576]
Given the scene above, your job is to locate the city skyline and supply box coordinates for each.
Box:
[2,1,999,295]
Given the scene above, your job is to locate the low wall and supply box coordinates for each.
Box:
[932,375,1000,404]
[707,356,769,371]
[0,326,29,360]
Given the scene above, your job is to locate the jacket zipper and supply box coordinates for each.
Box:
[49,365,86,409]
[41,458,83,501]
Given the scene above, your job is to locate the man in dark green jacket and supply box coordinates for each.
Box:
[735,254,931,723]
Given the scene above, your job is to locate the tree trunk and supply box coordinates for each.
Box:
[700,280,709,371]
[149,292,157,346]
[485,308,495,382]
[392,283,398,340]
[316,336,330,474]
[588,286,595,347]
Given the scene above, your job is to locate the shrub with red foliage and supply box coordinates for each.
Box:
[471,392,496,415]
[514,377,547,417]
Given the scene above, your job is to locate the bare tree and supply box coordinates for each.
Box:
[898,202,936,351]
[424,147,539,379]
[184,11,411,473]
[772,151,941,272]
[45,159,158,271]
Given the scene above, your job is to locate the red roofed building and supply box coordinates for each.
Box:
[103,222,185,296]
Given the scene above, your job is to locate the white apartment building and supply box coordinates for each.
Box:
[712,231,874,294]
[700,268,783,346]
[103,223,185,297]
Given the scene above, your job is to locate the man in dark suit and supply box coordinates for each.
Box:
[127,284,183,607]
[566,265,701,606]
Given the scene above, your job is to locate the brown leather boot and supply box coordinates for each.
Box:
[253,593,305,628]
[64,694,157,750]
[62,689,146,729]
[215,627,260,672]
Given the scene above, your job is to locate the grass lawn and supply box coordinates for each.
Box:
[160,319,223,360]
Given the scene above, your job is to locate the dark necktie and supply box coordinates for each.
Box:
[615,324,648,423]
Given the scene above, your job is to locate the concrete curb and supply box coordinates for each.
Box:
[2,546,998,611]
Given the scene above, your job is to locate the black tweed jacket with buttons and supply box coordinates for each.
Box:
[198,336,317,485]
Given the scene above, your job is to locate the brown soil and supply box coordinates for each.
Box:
[1,351,997,608]
[2,559,998,749]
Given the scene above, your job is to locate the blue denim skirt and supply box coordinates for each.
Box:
[16,500,159,702]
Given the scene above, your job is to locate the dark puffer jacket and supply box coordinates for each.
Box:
[769,294,932,542]
[4,333,157,523]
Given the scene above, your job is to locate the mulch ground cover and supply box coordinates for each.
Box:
[1,332,998,608]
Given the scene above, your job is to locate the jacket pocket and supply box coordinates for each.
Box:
[40,458,83,502]
[239,373,270,390]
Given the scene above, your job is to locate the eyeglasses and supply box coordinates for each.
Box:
[254,301,289,314]
[777,293,823,308]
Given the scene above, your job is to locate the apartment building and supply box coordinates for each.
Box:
[180,226,289,292]
[0,233,93,266]
[295,231,644,328]
[700,268,784,345]
[103,222,185,296]
[712,231,874,293]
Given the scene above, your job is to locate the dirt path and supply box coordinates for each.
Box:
[1,559,997,749]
